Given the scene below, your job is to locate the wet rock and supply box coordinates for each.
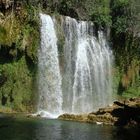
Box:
[59,113,88,122]
[58,98,140,126]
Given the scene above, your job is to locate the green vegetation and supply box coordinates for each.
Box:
[0,2,40,112]
[0,57,33,112]
[111,0,140,98]
[87,0,112,27]
[0,0,139,112]
[111,0,131,34]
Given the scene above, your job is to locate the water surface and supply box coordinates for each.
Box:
[0,114,139,140]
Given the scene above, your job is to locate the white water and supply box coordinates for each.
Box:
[37,14,62,118]
[37,14,114,117]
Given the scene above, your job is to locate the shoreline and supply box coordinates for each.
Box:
[58,98,140,127]
[0,98,140,127]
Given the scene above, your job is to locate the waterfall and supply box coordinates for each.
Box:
[37,14,62,118]
[37,14,114,117]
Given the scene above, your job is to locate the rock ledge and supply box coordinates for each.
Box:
[59,98,140,126]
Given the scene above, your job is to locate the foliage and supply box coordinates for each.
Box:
[122,85,140,98]
[0,57,34,112]
[110,0,140,98]
[0,3,40,112]
[114,35,140,97]
[57,0,79,18]
[0,13,21,46]
[18,4,40,64]
[87,0,112,27]
[0,3,40,63]
[111,0,132,34]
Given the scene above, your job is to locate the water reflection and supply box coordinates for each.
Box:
[0,115,139,140]
[35,119,115,140]
[112,126,140,140]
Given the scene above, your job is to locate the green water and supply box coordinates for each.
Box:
[0,114,139,140]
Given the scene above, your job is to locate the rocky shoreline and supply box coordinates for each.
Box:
[59,98,140,126]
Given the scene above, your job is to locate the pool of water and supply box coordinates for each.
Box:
[0,114,139,140]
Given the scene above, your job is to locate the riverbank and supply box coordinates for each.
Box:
[0,98,140,127]
[59,98,140,126]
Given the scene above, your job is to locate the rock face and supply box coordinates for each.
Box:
[59,98,140,126]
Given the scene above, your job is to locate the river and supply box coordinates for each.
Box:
[0,114,139,140]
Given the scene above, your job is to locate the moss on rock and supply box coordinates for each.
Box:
[0,3,40,112]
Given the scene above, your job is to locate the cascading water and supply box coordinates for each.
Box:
[62,17,113,113]
[37,14,114,117]
[37,14,62,118]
